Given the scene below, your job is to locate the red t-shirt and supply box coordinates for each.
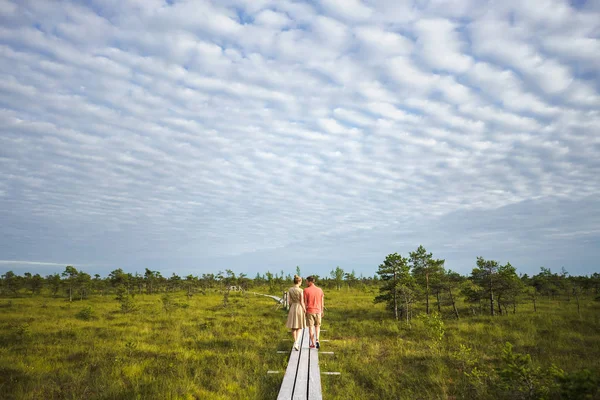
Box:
[303,285,324,314]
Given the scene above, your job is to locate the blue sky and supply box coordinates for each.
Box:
[0,0,599,279]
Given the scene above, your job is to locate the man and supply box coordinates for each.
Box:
[303,275,324,349]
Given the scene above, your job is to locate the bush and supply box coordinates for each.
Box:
[415,311,445,348]
[75,306,94,321]
[161,293,175,313]
[497,342,559,400]
[451,343,491,397]
[554,368,599,399]
[116,285,137,313]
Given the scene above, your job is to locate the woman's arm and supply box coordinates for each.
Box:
[301,291,306,313]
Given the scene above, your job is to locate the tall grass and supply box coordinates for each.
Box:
[320,288,600,400]
[0,288,598,399]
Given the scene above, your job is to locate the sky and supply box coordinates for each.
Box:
[0,0,599,279]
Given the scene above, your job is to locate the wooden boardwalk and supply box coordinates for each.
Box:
[277,328,322,400]
[250,292,284,305]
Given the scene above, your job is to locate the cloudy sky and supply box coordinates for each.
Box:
[1,0,599,279]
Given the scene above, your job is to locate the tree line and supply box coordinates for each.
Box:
[1,249,599,320]
[374,245,600,321]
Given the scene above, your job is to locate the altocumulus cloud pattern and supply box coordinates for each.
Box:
[0,0,599,277]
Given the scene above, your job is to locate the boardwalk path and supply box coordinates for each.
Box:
[277,328,322,400]
[251,292,323,399]
[249,292,284,305]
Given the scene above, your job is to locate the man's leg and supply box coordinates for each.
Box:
[315,315,321,348]
[308,314,316,347]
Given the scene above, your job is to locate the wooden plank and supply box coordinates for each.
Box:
[276,328,323,400]
[308,345,323,400]
[292,328,310,400]
[277,330,303,400]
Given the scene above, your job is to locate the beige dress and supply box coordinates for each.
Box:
[286,286,306,329]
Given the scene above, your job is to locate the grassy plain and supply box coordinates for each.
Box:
[0,287,598,399]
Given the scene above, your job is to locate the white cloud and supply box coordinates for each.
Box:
[470,16,575,94]
[333,108,374,126]
[0,0,598,277]
[355,26,413,57]
[414,18,473,73]
[312,15,350,51]
[253,9,291,27]
[387,56,440,92]
[320,0,373,21]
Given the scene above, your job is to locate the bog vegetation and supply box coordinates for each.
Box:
[1,247,599,399]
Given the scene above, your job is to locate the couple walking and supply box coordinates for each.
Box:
[286,275,324,351]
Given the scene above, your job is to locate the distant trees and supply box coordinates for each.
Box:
[344,269,358,289]
[46,273,61,297]
[0,258,597,324]
[76,271,92,300]
[331,266,345,290]
[62,265,79,302]
[144,268,161,294]
[464,258,524,316]
[370,247,600,321]
[495,263,523,314]
[444,270,463,319]
[23,273,44,295]
[59,266,93,301]
[1,270,21,296]
[471,257,500,316]
[374,253,413,321]
[375,246,451,321]
[410,245,445,314]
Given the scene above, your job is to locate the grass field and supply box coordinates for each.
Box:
[1,287,598,399]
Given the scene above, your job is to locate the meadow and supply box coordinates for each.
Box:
[0,287,598,399]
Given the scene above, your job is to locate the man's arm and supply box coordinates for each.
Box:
[321,291,324,316]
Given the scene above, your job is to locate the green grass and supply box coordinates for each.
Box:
[0,288,599,399]
[0,291,288,399]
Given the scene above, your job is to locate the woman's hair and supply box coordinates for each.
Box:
[293,274,302,284]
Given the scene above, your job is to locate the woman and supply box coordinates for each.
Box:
[286,275,306,351]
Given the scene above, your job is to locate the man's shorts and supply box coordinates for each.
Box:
[306,313,321,327]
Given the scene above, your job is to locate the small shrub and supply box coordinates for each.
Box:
[497,342,559,400]
[451,343,478,371]
[116,285,138,313]
[451,343,491,397]
[222,291,230,308]
[75,306,94,321]
[161,294,175,313]
[415,311,445,348]
[554,368,599,400]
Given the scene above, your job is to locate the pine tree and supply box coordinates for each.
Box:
[374,253,412,320]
